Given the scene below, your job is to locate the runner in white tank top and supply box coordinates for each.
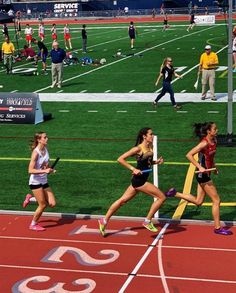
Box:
[23,132,56,231]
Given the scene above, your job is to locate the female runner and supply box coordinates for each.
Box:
[172,122,232,235]
[26,132,56,231]
[99,127,174,236]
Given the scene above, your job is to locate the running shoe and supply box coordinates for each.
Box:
[29,224,46,231]
[23,194,32,208]
[174,104,182,110]
[165,188,176,197]
[98,218,106,237]
[214,228,233,235]
[143,221,158,232]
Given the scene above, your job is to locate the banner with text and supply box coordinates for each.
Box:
[194,15,215,25]
[0,92,43,124]
[54,2,78,17]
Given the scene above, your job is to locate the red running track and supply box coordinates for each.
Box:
[0,214,236,292]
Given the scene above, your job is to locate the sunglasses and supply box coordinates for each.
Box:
[168,60,173,62]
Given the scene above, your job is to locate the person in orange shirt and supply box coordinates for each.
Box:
[198,45,218,101]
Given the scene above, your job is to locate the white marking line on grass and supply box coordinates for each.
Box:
[59,110,70,113]
[146,110,157,113]
[155,44,228,93]
[10,90,18,93]
[129,90,136,93]
[34,26,216,93]
[80,90,87,93]
[208,111,219,113]
[116,110,127,113]
[118,223,169,293]
[177,110,188,113]
[105,90,111,93]
[88,110,98,113]
[158,238,170,293]
[57,90,63,93]
[181,90,186,93]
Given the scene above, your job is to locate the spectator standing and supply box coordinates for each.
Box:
[1,36,15,74]
[198,45,219,101]
[32,38,48,75]
[24,24,34,47]
[81,24,87,53]
[50,41,66,88]
[128,21,136,49]
[124,6,129,16]
[38,22,45,42]
[51,23,57,41]
[2,24,9,37]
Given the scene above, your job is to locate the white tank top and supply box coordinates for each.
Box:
[29,146,49,185]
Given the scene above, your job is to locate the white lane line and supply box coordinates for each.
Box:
[158,238,170,293]
[80,90,87,93]
[118,223,169,293]
[116,110,127,113]
[176,111,188,113]
[35,26,215,93]
[59,110,70,113]
[0,85,3,88]
[129,90,136,93]
[155,44,228,93]
[10,90,18,93]
[181,90,186,93]
[208,111,219,113]
[105,90,111,93]
[146,111,157,113]
[57,90,63,93]
[88,110,98,113]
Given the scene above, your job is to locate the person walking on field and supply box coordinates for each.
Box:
[81,24,87,53]
[1,36,15,74]
[198,45,218,101]
[50,41,66,88]
[153,57,182,109]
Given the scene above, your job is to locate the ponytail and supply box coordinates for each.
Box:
[135,127,151,146]
[30,132,45,151]
[193,122,214,139]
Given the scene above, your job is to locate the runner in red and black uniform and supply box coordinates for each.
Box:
[171,122,232,235]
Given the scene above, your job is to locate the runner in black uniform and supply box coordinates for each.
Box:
[153,57,182,109]
[98,127,174,236]
[128,21,136,49]
[163,13,169,31]
[187,11,196,32]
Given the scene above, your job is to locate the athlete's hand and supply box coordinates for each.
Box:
[45,168,54,174]
[214,168,219,175]
[132,168,142,175]
[198,166,206,173]
[155,81,158,86]
[156,156,164,165]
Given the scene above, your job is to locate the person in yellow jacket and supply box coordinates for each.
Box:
[1,36,15,74]
[198,45,218,101]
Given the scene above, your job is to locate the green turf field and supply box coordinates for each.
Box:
[0,102,236,221]
[0,21,233,93]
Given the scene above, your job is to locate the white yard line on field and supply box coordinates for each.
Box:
[34,26,216,93]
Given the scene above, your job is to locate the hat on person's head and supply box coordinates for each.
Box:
[205,45,211,50]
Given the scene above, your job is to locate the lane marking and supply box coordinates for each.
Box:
[180,90,186,93]
[188,202,236,207]
[87,110,98,113]
[158,238,170,293]
[116,110,127,113]
[34,26,216,93]
[146,110,157,113]
[172,154,198,220]
[59,110,70,113]
[129,90,136,93]
[105,90,111,93]
[0,157,235,167]
[80,90,87,93]
[176,110,188,113]
[208,111,219,113]
[118,223,169,293]
[10,90,18,93]
[57,90,63,93]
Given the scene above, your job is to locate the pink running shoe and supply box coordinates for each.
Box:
[29,224,46,231]
[23,194,32,208]
[165,188,176,197]
[214,228,233,236]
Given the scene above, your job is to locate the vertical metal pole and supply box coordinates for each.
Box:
[153,135,159,219]
[227,0,233,137]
